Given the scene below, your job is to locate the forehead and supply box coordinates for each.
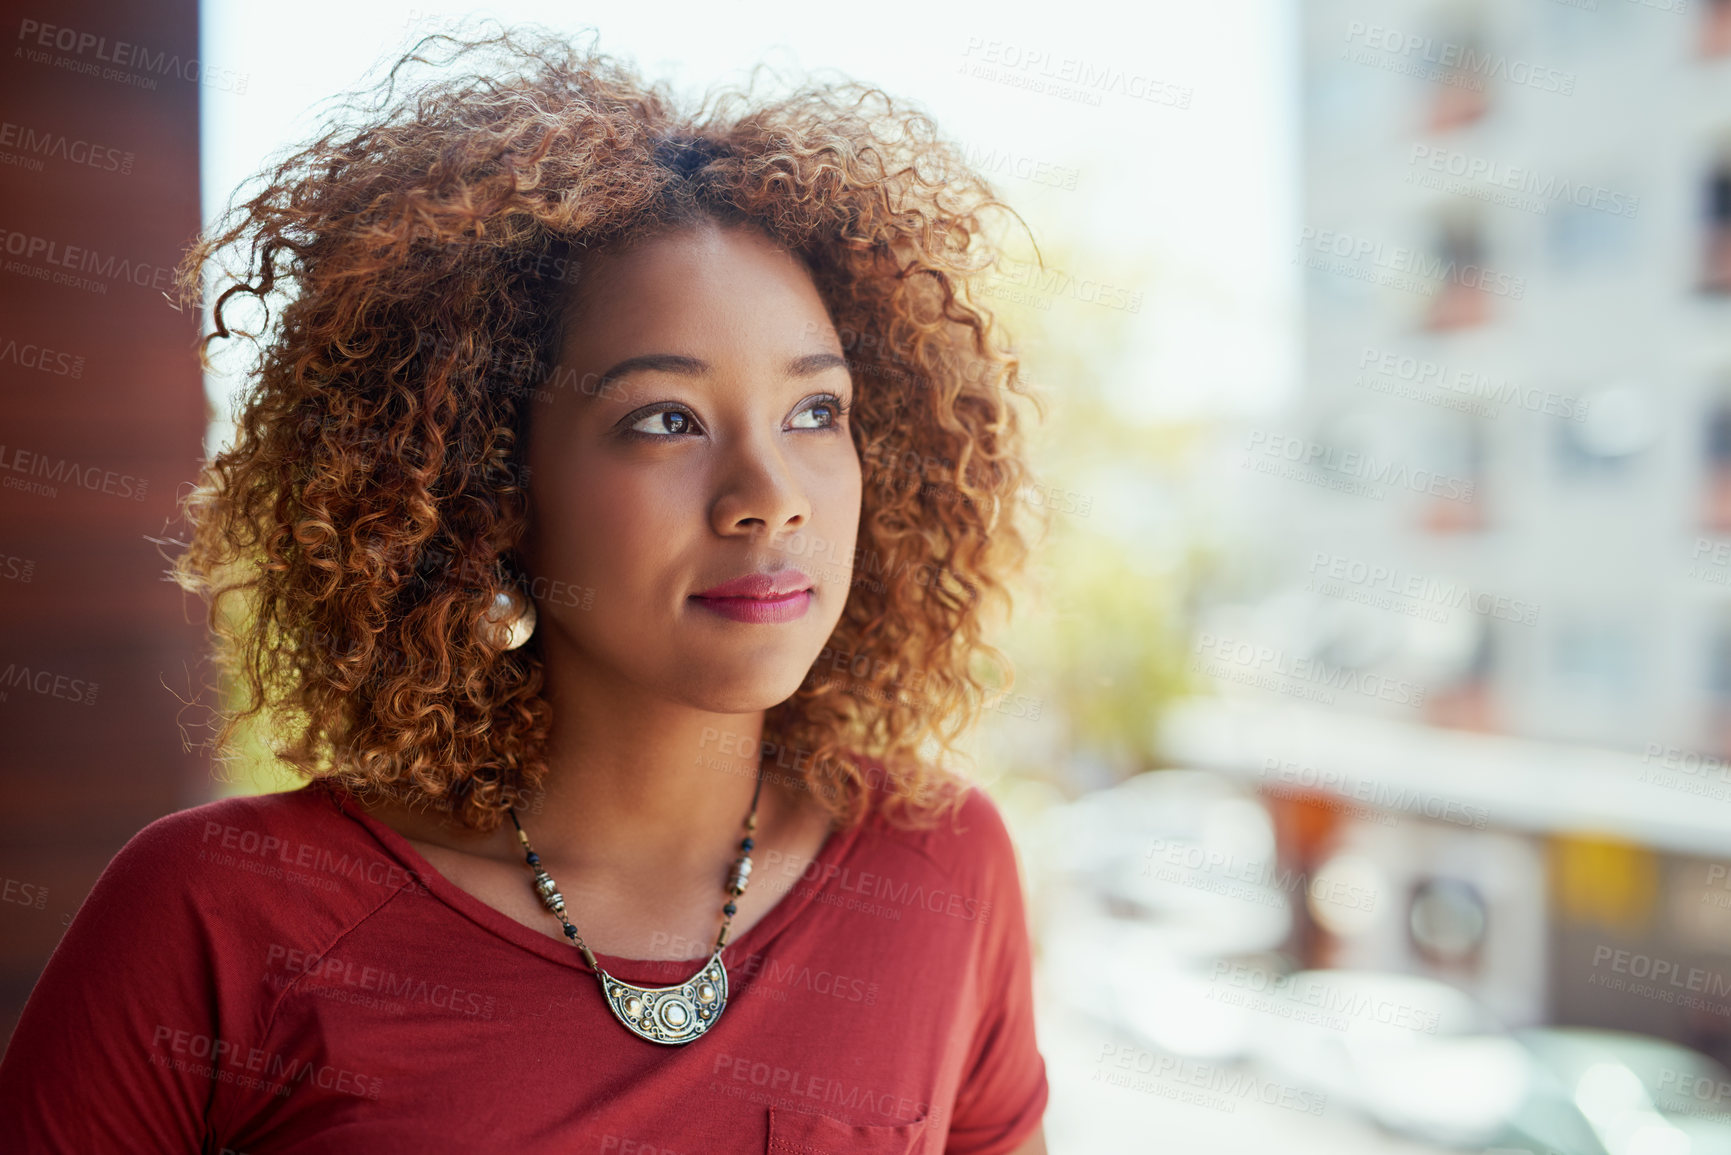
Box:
[538,224,849,408]
[557,222,830,349]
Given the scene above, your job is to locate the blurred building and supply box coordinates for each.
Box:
[1173,0,1731,1066]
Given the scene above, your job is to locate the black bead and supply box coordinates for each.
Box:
[723,902,738,916]
[563,924,577,939]
[741,837,755,852]
[526,852,540,866]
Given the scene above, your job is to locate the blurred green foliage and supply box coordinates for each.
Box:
[967,232,1213,793]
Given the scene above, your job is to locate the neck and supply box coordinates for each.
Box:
[517,657,780,874]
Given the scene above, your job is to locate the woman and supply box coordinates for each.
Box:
[0,25,1049,1154]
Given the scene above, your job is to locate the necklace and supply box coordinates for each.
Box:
[505,765,763,1046]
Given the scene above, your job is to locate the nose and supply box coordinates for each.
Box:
[708,430,811,539]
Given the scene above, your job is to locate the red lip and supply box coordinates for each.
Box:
[689,589,812,624]
[691,569,813,600]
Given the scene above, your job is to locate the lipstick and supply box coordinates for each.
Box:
[689,569,814,624]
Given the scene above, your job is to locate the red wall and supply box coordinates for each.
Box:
[0,0,208,1041]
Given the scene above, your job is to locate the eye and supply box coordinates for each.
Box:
[625,406,700,437]
[788,394,849,431]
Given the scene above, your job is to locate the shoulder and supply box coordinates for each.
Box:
[111,780,380,879]
[849,768,1030,925]
[84,780,426,958]
[0,781,428,1133]
[857,762,1021,863]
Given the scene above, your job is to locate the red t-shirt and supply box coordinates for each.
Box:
[0,774,1047,1153]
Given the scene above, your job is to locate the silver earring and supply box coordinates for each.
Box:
[482,588,536,650]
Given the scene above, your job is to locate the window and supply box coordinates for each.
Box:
[1700,157,1731,294]
[1704,0,1731,58]
[1546,200,1637,276]
[1419,415,1487,532]
[1422,618,1498,731]
[1428,25,1491,132]
[1427,212,1493,331]
[1705,613,1731,758]
[1554,617,1638,705]
[1710,617,1731,702]
[1705,391,1731,530]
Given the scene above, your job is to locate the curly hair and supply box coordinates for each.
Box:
[172,23,1047,835]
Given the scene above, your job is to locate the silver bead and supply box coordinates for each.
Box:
[532,873,565,913]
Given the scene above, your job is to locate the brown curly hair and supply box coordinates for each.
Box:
[172,23,1047,835]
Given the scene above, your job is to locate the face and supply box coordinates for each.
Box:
[520,221,862,713]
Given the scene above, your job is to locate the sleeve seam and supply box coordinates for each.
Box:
[207,879,416,1141]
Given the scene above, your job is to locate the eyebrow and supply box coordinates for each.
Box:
[591,351,851,395]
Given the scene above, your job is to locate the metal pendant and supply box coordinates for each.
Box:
[594,949,729,1045]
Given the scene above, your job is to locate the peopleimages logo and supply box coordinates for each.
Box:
[988,253,1144,313]
[1307,551,1540,626]
[958,38,1193,110]
[1342,21,1576,96]
[1296,228,1527,301]
[959,143,1081,191]
[1643,742,1731,783]
[15,18,249,93]
[1259,756,1490,830]
[1206,961,1443,1034]
[710,1051,932,1122]
[0,661,99,706]
[1687,539,1731,589]
[1140,837,1380,914]
[1407,145,1638,218]
[150,1025,381,1100]
[264,944,497,1019]
[1356,346,1587,422]
[0,443,147,500]
[1093,1042,1328,1116]
[0,333,84,378]
[199,821,432,896]
[1658,1066,1731,1119]
[760,849,992,924]
[1242,428,1476,504]
[0,228,179,295]
[1589,946,1731,1012]
[0,119,133,175]
[1,876,48,910]
[1192,631,1427,708]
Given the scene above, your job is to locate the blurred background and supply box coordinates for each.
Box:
[3,0,1729,1151]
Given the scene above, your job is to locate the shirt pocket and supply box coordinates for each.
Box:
[765,1105,929,1155]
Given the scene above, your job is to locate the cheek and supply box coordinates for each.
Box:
[531,461,679,583]
[805,446,860,511]
[807,454,863,579]
[821,442,864,512]
[834,472,863,536]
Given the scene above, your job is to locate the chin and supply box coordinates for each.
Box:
[674,665,812,716]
